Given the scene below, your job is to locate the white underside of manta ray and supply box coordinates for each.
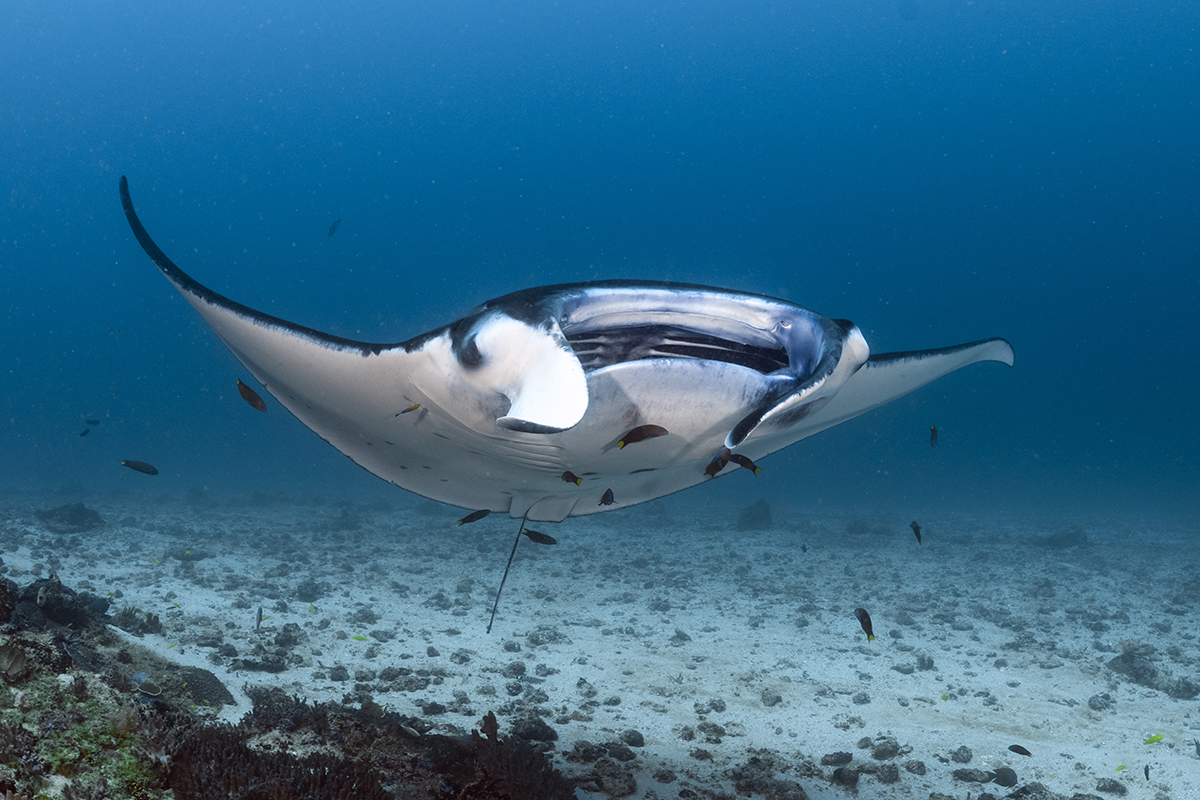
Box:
[120,177,1014,523]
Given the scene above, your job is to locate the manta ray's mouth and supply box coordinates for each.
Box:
[565,324,791,374]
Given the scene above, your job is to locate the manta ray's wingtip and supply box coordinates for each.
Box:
[983,336,1016,368]
[119,176,224,306]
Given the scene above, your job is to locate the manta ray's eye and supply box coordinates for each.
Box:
[778,320,791,329]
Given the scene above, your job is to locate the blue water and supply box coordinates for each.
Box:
[3,0,1197,518]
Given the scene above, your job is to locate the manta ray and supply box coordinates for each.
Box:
[120,178,1013,524]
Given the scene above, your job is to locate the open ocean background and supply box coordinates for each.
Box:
[2,0,1197,522]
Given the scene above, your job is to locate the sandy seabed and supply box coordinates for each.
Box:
[5,490,1199,800]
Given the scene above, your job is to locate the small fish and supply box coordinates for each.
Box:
[255,606,263,630]
[86,419,101,426]
[456,509,491,526]
[328,217,341,237]
[1115,765,1126,771]
[1144,764,1150,780]
[728,454,762,475]
[561,471,582,486]
[801,543,808,553]
[237,379,267,412]
[396,403,421,415]
[910,520,922,545]
[704,449,731,478]
[78,429,90,437]
[617,424,668,449]
[1008,745,1032,756]
[854,608,874,642]
[521,528,558,545]
[1144,734,1163,745]
[599,488,615,506]
[352,635,367,641]
[930,426,938,448]
[120,460,159,475]
[991,766,1018,788]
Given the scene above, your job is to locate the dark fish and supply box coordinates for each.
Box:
[617,424,668,449]
[328,217,341,237]
[237,379,267,412]
[78,429,90,437]
[255,606,263,630]
[991,767,1018,787]
[456,509,491,526]
[910,520,922,545]
[854,607,874,641]
[120,460,159,475]
[599,488,615,506]
[704,449,730,478]
[728,453,762,475]
[801,543,808,553]
[930,426,938,448]
[1008,745,1032,757]
[86,419,101,426]
[396,403,421,415]
[1144,764,1150,780]
[521,528,558,545]
[562,471,582,486]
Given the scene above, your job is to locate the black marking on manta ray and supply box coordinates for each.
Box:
[870,340,1017,366]
[768,401,819,429]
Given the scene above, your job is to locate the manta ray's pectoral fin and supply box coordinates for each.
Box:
[790,337,1015,438]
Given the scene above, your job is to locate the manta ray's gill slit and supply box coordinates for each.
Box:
[565,325,788,374]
